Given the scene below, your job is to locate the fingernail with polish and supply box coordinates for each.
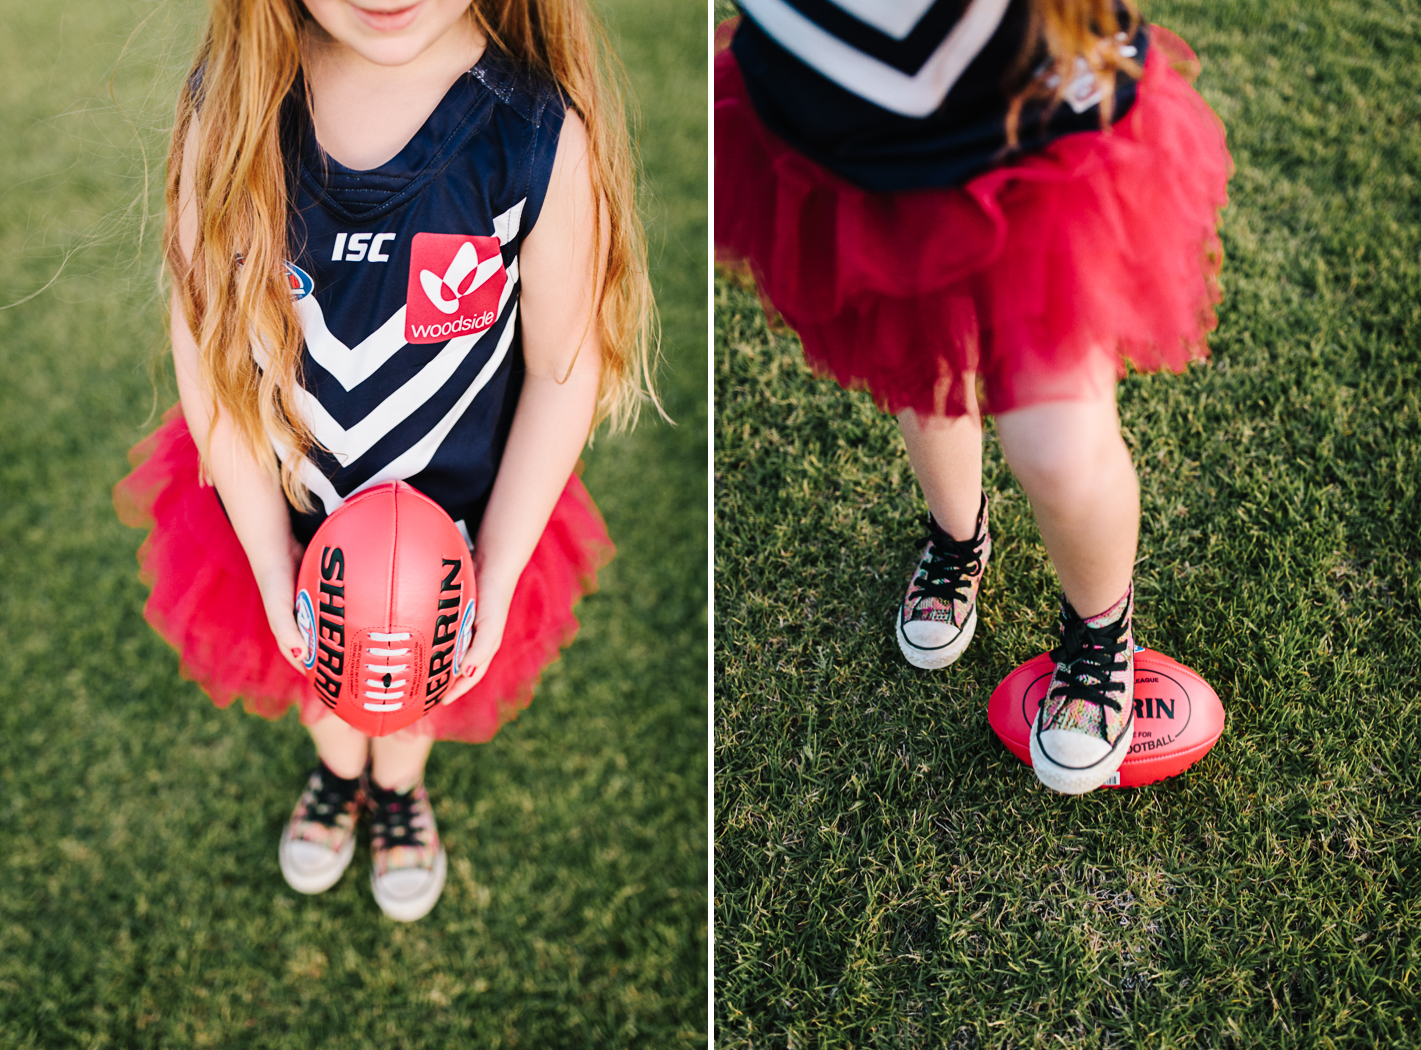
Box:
[290,647,303,658]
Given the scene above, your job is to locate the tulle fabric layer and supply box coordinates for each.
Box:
[113,406,614,744]
[715,26,1232,417]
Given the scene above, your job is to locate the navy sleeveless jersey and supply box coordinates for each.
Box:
[274,47,563,547]
[731,0,1147,192]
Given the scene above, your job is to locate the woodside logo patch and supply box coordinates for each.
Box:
[405,232,507,344]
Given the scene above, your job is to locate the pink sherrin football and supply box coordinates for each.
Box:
[293,481,476,737]
[987,648,1224,788]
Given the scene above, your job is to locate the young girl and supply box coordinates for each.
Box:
[115,0,655,921]
[716,1,1230,794]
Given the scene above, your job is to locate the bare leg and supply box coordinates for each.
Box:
[308,716,371,779]
[370,729,436,792]
[994,376,1138,618]
[306,718,434,789]
[897,376,984,541]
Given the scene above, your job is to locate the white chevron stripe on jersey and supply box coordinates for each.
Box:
[296,198,526,392]
[740,0,1011,116]
[293,303,520,516]
[297,297,408,392]
[343,305,519,500]
[294,259,519,466]
[826,0,939,40]
[492,198,525,245]
[295,456,342,516]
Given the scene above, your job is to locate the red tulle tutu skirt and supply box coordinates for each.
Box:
[715,26,1232,417]
[113,406,614,744]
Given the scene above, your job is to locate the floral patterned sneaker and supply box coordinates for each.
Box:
[368,780,447,922]
[896,498,991,669]
[1030,588,1136,795]
[278,762,363,894]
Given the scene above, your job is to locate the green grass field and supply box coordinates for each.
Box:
[715,1,1421,1046]
[0,1,705,1046]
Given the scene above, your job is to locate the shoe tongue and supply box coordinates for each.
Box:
[316,762,362,794]
[371,781,417,804]
[1082,589,1131,630]
[929,515,977,548]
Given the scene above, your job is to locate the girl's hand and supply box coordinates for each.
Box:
[253,534,309,675]
[441,580,513,704]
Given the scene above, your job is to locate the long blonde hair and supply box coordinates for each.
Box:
[1005,0,1142,147]
[165,0,658,511]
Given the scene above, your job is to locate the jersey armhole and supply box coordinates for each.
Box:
[516,88,569,240]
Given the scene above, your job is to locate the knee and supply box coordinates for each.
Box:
[1004,431,1130,512]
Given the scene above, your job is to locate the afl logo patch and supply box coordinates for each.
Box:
[295,589,318,669]
[453,599,477,674]
[405,232,507,344]
[284,261,314,300]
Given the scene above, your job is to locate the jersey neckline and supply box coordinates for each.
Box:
[288,46,546,225]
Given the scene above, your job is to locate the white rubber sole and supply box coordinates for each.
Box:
[371,847,448,923]
[279,834,356,895]
[897,606,977,670]
[1030,715,1135,795]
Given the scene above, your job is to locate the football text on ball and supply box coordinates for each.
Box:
[424,558,464,709]
[314,546,347,707]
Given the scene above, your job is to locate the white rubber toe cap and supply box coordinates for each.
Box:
[1030,719,1134,796]
[371,848,448,923]
[1036,729,1114,767]
[279,836,356,895]
[896,607,976,670]
[900,619,961,649]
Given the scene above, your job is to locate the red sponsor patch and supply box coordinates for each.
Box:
[404,233,507,345]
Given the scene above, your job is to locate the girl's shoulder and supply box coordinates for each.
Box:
[467,46,566,131]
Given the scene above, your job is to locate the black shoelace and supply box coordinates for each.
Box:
[1046,600,1130,741]
[909,515,983,610]
[304,766,360,829]
[369,786,424,849]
